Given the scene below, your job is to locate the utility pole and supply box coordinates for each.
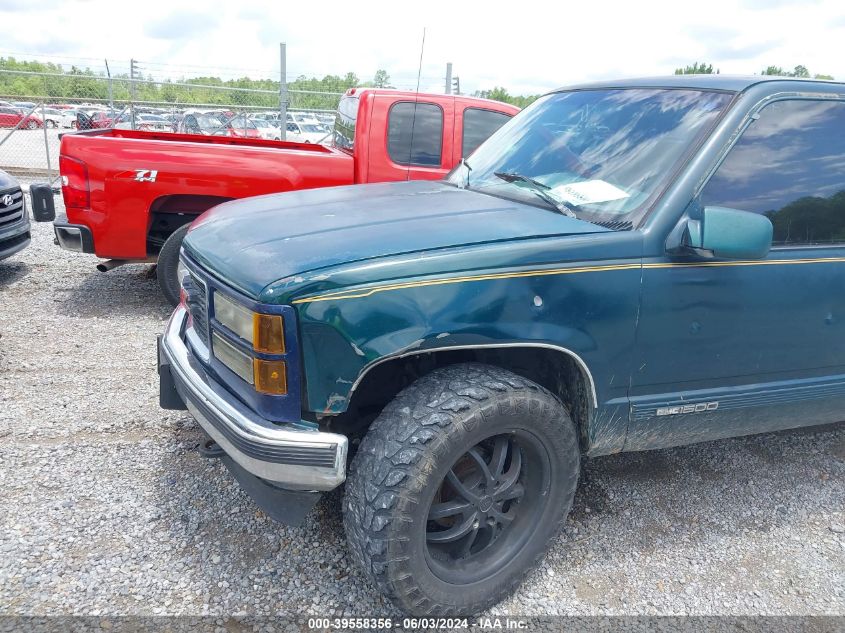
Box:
[129,58,139,130]
[445,62,452,95]
[452,76,460,95]
[279,43,287,141]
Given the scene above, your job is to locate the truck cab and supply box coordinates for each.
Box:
[159,76,845,615]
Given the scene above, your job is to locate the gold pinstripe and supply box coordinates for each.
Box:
[291,256,845,305]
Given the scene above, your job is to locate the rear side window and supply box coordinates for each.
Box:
[702,99,845,246]
[333,95,359,151]
[387,102,443,167]
[462,108,511,157]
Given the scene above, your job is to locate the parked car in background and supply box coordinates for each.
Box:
[157,75,845,616]
[0,169,30,261]
[162,112,182,131]
[252,118,282,141]
[285,118,329,144]
[176,112,261,138]
[59,109,81,128]
[314,112,335,125]
[177,111,227,135]
[114,113,173,132]
[89,111,117,129]
[31,88,518,304]
[226,115,261,139]
[37,108,64,128]
[12,101,36,111]
[0,106,43,129]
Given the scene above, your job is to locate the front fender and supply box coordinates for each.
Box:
[295,263,641,423]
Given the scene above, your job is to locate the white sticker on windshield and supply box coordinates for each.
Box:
[550,180,630,205]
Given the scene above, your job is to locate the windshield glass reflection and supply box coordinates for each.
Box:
[447,88,733,226]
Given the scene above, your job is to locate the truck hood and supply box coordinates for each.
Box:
[184,180,609,299]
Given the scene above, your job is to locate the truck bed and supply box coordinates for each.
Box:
[59,129,355,259]
[76,128,338,154]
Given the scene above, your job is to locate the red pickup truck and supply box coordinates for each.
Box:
[31,89,518,304]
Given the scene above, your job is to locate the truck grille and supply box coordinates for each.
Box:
[0,187,24,228]
[185,272,209,347]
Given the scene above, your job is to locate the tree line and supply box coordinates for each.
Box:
[1,55,837,112]
[0,57,394,110]
[674,61,834,80]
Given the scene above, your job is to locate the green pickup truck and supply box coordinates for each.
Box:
[159,75,845,615]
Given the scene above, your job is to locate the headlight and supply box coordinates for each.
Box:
[213,292,254,342]
[213,292,285,353]
[211,291,288,395]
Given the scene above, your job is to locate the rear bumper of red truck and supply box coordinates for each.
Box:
[53,215,96,253]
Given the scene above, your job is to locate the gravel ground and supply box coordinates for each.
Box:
[0,206,843,618]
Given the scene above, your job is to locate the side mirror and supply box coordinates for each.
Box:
[684,206,772,260]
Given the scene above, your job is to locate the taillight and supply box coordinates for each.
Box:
[59,155,90,209]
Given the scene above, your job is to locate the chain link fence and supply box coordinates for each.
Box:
[0,68,344,186]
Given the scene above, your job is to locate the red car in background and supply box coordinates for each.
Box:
[89,111,115,128]
[0,106,44,129]
[226,115,261,139]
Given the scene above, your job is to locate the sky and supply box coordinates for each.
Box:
[0,0,844,96]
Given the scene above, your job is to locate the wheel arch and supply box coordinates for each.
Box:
[336,343,598,453]
[146,194,233,255]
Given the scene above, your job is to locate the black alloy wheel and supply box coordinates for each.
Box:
[425,432,548,584]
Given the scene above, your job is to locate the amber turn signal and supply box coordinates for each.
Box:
[253,314,285,353]
[254,359,287,395]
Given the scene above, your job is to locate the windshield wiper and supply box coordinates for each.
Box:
[458,157,472,188]
[494,171,577,218]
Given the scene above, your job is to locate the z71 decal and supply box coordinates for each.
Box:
[134,169,158,182]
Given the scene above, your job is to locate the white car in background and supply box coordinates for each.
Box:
[36,108,64,128]
[285,118,330,144]
[59,109,81,128]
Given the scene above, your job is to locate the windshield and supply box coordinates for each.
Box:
[446,88,733,227]
[300,123,323,133]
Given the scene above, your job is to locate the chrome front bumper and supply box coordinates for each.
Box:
[159,306,348,491]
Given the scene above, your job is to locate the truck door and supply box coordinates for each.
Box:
[630,97,845,450]
[366,95,455,182]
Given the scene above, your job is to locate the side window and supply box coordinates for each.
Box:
[701,99,845,247]
[462,108,511,157]
[286,122,298,133]
[387,102,443,167]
